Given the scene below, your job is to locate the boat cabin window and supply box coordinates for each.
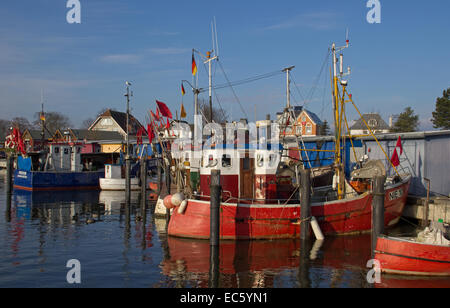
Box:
[222,154,232,168]
[54,147,60,154]
[268,154,277,167]
[64,148,69,155]
[257,154,264,167]
[204,154,218,168]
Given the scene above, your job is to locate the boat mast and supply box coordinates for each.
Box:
[204,51,217,123]
[40,89,45,148]
[282,66,295,131]
[125,81,132,158]
[331,38,349,200]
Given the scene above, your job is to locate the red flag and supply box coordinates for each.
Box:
[396,136,403,155]
[390,148,400,167]
[150,110,159,121]
[166,118,170,130]
[147,124,155,143]
[136,127,145,145]
[156,100,173,119]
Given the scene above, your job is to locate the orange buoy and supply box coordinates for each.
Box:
[163,195,175,209]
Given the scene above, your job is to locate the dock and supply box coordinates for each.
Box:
[403,195,450,224]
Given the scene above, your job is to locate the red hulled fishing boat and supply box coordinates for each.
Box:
[164,39,411,240]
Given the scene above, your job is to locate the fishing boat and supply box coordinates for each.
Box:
[13,141,103,191]
[164,39,411,240]
[375,222,450,276]
[99,158,158,191]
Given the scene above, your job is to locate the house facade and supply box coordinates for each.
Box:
[350,113,390,135]
[88,109,144,138]
[276,106,324,137]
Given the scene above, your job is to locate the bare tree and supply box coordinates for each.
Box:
[33,111,72,133]
[198,98,229,123]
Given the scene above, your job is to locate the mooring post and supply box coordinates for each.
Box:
[209,169,221,288]
[6,154,14,195]
[300,168,311,240]
[5,193,12,223]
[125,156,131,205]
[157,158,162,196]
[372,175,386,257]
[422,178,431,228]
[210,169,221,246]
[140,158,148,209]
[165,164,171,222]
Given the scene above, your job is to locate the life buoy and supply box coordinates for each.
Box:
[5,135,16,149]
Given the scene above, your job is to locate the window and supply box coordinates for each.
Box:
[296,125,302,135]
[222,155,232,168]
[54,147,60,154]
[101,118,113,126]
[306,123,312,134]
[268,154,278,167]
[368,119,378,128]
[205,154,217,168]
[64,148,69,155]
[256,154,264,167]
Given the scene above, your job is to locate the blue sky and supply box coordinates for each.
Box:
[1,0,449,130]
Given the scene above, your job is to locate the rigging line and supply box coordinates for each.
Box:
[319,59,331,120]
[212,88,228,122]
[196,69,284,93]
[217,60,248,118]
[291,48,331,109]
[199,56,228,122]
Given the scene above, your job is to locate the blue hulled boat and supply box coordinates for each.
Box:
[14,142,103,192]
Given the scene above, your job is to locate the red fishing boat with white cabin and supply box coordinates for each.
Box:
[164,39,411,240]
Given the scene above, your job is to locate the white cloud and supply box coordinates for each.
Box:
[100,54,141,64]
[264,12,339,31]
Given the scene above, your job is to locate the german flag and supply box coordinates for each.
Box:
[192,53,197,76]
[181,83,186,96]
[40,112,46,122]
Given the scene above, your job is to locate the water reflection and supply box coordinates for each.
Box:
[1,177,448,288]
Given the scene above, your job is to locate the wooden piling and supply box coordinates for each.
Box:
[140,159,147,209]
[165,164,171,222]
[209,169,221,288]
[210,169,221,246]
[125,157,131,205]
[300,168,311,241]
[372,175,386,257]
[6,155,14,195]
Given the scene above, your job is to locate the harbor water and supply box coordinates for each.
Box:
[0,172,449,288]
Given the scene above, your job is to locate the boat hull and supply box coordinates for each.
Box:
[168,178,410,240]
[13,169,103,192]
[99,177,141,191]
[375,236,450,276]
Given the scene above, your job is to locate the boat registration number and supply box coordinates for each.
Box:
[389,188,403,201]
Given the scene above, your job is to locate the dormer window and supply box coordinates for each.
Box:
[368,119,378,128]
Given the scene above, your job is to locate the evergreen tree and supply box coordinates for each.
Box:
[319,120,330,135]
[431,88,450,130]
[391,107,419,133]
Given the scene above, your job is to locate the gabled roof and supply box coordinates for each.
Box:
[22,129,53,140]
[350,113,389,130]
[69,129,124,141]
[302,110,323,125]
[89,109,144,135]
